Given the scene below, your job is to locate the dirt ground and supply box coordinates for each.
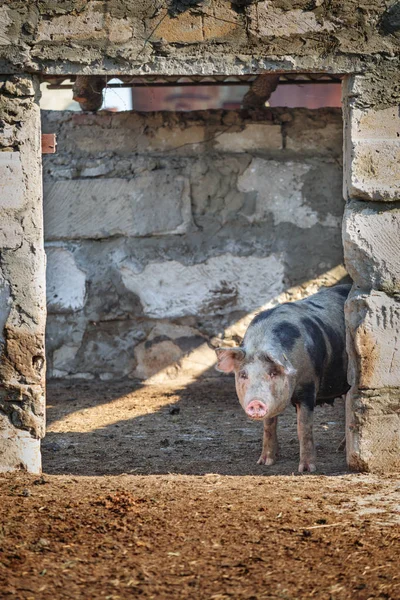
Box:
[43,378,348,477]
[1,378,399,599]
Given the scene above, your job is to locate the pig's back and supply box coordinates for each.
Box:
[244,284,351,402]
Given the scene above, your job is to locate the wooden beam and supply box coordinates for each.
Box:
[73,76,106,111]
[242,74,280,109]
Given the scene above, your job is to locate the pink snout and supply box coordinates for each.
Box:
[246,399,268,419]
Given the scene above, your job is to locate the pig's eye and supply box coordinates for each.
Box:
[238,370,248,380]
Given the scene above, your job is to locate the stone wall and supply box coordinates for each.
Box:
[1,0,398,474]
[0,1,399,77]
[0,75,46,472]
[42,107,347,382]
[342,75,400,472]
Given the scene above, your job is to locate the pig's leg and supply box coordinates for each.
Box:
[296,404,316,473]
[257,417,278,466]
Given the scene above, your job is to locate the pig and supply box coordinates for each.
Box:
[215,284,351,473]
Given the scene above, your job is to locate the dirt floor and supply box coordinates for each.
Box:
[42,378,349,477]
[1,378,399,599]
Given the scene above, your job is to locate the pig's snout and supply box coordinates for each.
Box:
[246,399,267,419]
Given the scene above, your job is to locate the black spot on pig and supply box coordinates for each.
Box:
[250,308,275,326]
[282,302,302,309]
[308,301,324,310]
[314,317,349,398]
[272,321,301,352]
[301,317,327,381]
[332,285,351,298]
[292,382,316,411]
[314,318,342,356]
[250,302,301,328]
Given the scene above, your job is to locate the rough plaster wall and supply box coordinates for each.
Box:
[42,107,347,382]
[0,1,399,80]
[0,75,46,472]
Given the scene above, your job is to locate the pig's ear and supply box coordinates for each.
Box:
[273,353,296,377]
[215,347,246,373]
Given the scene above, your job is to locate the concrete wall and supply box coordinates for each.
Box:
[42,107,346,382]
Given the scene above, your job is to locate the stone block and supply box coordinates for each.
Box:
[203,3,240,40]
[54,320,146,380]
[248,3,335,37]
[80,162,109,178]
[343,74,400,112]
[45,313,86,377]
[46,247,87,313]
[343,89,400,201]
[214,124,282,152]
[346,389,400,472]
[145,126,205,152]
[149,3,240,44]
[59,112,141,154]
[238,158,342,228]
[60,115,205,155]
[0,6,12,46]
[348,140,400,201]
[53,343,81,371]
[36,2,136,44]
[343,200,400,292]
[120,253,285,319]
[44,174,192,240]
[147,9,203,44]
[285,111,342,156]
[0,382,45,439]
[46,314,86,354]
[0,220,23,250]
[0,122,16,147]
[134,339,184,381]
[37,2,105,42]
[0,415,41,473]
[2,76,35,98]
[345,289,400,390]
[134,323,215,382]
[0,153,25,209]
[108,19,134,44]
[351,107,400,141]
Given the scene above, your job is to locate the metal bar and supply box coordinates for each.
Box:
[46,79,342,90]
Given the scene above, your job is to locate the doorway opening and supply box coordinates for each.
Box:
[40,74,349,476]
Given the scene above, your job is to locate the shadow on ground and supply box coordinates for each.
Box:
[43,375,348,476]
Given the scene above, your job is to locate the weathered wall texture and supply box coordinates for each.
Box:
[0,75,46,473]
[42,107,346,382]
[343,75,400,473]
[0,1,399,76]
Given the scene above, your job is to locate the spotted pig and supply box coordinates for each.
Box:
[215,284,351,473]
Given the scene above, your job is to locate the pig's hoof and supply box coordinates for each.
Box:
[298,461,316,473]
[257,456,276,466]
